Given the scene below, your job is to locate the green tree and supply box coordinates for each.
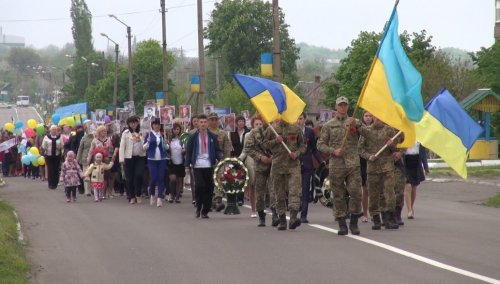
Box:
[205,0,300,88]
[7,48,41,73]
[70,0,93,58]
[471,41,500,92]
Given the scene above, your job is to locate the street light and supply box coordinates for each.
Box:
[81,57,99,88]
[100,33,120,107]
[109,14,134,102]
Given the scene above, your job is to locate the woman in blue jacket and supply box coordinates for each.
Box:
[143,118,169,207]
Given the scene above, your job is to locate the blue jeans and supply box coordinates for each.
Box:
[148,159,167,198]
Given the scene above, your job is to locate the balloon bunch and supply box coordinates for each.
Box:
[21,147,46,167]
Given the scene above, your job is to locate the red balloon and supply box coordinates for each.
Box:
[25,128,36,138]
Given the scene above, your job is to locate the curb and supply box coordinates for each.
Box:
[12,211,24,242]
[428,177,500,188]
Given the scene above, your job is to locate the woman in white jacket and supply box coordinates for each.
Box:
[119,116,146,204]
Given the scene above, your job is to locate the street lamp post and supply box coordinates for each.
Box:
[81,57,99,88]
[109,14,134,102]
[100,33,120,107]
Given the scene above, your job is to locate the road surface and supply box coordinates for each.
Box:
[1,177,500,284]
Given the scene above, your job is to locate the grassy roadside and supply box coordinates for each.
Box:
[428,165,500,178]
[0,200,29,284]
[485,195,500,207]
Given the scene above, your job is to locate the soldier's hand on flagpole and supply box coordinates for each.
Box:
[288,152,298,160]
[386,138,394,146]
[333,148,344,157]
[275,135,283,143]
[368,155,377,161]
[392,151,402,161]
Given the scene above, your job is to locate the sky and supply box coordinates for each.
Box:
[0,0,497,57]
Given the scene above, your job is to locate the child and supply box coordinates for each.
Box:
[60,151,83,203]
[84,148,114,202]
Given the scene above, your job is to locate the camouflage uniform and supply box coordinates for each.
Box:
[263,121,305,230]
[358,123,399,229]
[245,126,274,212]
[209,127,232,199]
[317,116,362,219]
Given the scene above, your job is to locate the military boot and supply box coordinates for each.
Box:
[337,217,348,235]
[289,210,301,230]
[395,206,404,226]
[215,197,225,212]
[271,208,280,227]
[386,211,399,229]
[349,214,360,235]
[372,214,381,230]
[277,214,287,231]
[257,211,266,227]
[381,211,389,228]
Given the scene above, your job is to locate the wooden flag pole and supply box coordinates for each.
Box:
[268,124,292,154]
[374,130,402,157]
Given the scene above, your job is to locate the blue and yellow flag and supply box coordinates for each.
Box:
[415,89,483,179]
[191,75,200,93]
[156,91,165,106]
[261,53,273,77]
[233,74,305,124]
[358,6,424,148]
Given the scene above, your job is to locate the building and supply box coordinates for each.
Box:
[0,27,25,47]
[496,0,500,40]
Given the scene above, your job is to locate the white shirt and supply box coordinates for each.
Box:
[170,138,183,165]
[405,142,420,155]
[194,132,211,168]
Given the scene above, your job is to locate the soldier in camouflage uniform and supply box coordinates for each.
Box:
[317,96,362,236]
[358,116,399,230]
[244,118,277,227]
[393,150,406,226]
[208,112,232,211]
[263,120,305,230]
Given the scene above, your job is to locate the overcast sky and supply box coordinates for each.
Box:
[0,0,496,57]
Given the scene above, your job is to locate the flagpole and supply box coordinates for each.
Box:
[268,124,292,154]
[340,0,400,150]
[374,130,402,157]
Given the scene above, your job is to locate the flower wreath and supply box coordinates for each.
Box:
[213,157,249,194]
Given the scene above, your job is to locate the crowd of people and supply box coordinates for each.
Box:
[0,96,429,235]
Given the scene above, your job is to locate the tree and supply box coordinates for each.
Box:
[205,0,300,88]
[471,41,500,93]
[70,0,93,58]
[7,48,41,73]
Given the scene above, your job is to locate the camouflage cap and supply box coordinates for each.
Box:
[208,112,219,119]
[336,96,349,105]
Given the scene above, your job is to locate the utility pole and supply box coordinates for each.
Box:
[109,14,134,101]
[100,33,119,107]
[197,0,206,113]
[161,0,169,105]
[272,0,281,82]
[214,56,221,96]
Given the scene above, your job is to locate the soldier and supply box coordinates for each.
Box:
[263,119,305,230]
[317,96,362,236]
[244,116,276,227]
[207,112,232,211]
[393,149,406,226]
[358,116,399,230]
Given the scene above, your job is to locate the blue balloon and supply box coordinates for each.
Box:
[81,117,87,123]
[26,153,38,163]
[15,121,23,129]
[52,114,60,125]
[19,144,26,153]
[21,155,31,165]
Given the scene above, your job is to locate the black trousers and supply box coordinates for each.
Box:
[45,155,61,189]
[125,156,145,199]
[193,167,214,215]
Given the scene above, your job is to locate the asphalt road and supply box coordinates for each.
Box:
[1,177,500,284]
[0,106,44,128]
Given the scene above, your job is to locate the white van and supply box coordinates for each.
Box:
[16,96,29,107]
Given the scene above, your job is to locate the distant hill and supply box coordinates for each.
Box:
[440,47,473,63]
[298,42,347,62]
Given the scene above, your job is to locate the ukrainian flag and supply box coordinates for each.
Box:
[191,75,200,93]
[233,74,305,124]
[358,7,423,148]
[261,53,273,77]
[156,91,165,106]
[415,89,483,179]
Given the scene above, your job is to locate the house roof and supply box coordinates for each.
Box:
[460,88,500,113]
